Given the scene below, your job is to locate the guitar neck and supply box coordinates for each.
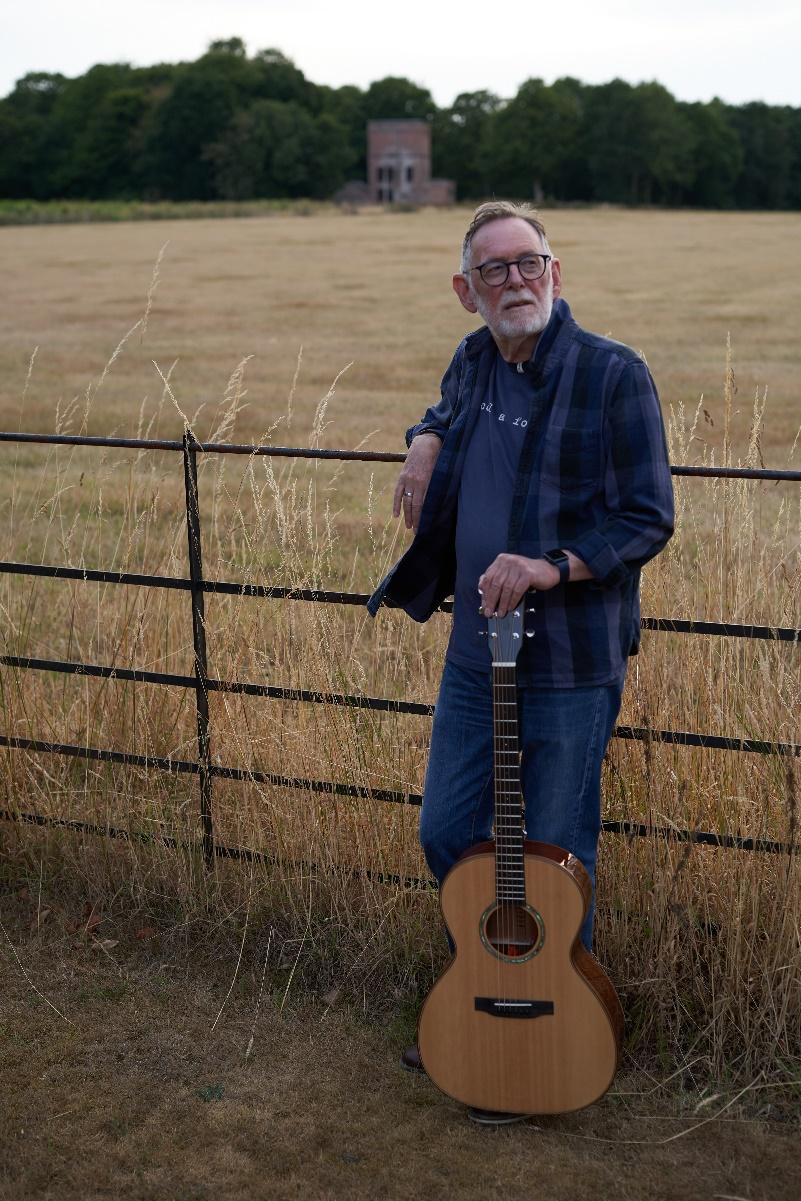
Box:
[492,661,526,903]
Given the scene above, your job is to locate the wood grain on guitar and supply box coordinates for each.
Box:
[417,603,623,1116]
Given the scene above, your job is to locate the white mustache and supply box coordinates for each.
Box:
[501,289,539,307]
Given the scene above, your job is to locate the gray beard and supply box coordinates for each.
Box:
[475,282,554,341]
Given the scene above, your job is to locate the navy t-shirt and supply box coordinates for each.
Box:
[446,356,536,670]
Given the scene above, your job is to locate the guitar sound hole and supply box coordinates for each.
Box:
[483,903,543,960]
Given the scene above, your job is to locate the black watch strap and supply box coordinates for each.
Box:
[543,549,570,584]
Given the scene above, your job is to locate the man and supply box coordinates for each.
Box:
[367,200,674,1098]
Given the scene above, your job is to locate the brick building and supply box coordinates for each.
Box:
[366,120,454,205]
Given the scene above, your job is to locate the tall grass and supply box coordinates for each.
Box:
[0,331,799,1086]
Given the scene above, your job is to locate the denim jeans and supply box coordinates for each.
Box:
[419,660,623,951]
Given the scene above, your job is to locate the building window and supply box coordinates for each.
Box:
[406,165,414,183]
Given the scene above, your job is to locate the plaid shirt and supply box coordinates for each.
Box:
[367,299,675,687]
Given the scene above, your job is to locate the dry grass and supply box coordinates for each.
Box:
[2,890,800,1201]
[0,208,800,1103]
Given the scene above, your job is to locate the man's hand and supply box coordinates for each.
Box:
[478,551,593,616]
[478,554,561,617]
[393,432,442,531]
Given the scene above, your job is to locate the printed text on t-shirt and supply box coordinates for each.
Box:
[480,401,528,428]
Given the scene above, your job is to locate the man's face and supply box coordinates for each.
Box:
[453,217,562,342]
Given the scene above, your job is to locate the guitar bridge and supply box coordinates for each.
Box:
[474,997,554,1019]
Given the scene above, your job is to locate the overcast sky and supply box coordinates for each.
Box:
[3,0,800,107]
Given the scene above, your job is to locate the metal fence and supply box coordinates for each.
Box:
[1,428,799,876]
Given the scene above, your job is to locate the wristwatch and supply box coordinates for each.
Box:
[543,548,570,584]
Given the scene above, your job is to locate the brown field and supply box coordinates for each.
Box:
[3,206,801,452]
[0,208,800,1196]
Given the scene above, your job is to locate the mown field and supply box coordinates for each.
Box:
[3,205,800,454]
[0,207,799,1195]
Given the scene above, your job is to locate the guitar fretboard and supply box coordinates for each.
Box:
[492,663,526,903]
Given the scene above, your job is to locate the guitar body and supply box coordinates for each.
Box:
[417,840,623,1115]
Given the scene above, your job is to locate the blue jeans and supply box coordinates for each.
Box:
[419,660,623,951]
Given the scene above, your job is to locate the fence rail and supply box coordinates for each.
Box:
[3,429,801,481]
[1,428,799,872]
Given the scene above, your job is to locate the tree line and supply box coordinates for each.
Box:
[2,37,800,209]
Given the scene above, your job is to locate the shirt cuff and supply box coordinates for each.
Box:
[405,424,445,448]
[565,532,631,587]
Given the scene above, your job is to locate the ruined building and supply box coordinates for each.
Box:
[368,120,454,205]
[337,119,454,206]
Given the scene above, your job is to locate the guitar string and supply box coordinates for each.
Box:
[493,660,498,1014]
[491,617,534,1021]
[493,659,526,1011]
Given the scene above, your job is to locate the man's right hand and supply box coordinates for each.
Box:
[393,432,442,531]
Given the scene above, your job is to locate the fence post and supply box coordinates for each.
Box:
[182,427,214,870]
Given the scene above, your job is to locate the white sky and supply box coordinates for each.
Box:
[3,0,800,107]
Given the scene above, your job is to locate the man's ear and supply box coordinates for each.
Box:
[453,273,478,314]
[551,257,562,301]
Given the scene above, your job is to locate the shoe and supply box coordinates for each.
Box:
[467,1107,528,1126]
[400,1045,425,1073]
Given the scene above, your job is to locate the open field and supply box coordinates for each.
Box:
[2,206,801,459]
[1,206,800,1157]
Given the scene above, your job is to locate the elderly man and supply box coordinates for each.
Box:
[367,200,674,1092]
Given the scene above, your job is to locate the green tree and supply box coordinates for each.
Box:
[208,37,247,57]
[680,100,743,208]
[206,99,351,199]
[141,52,255,198]
[4,71,66,116]
[310,112,355,196]
[252,48,315,108]
[363,77,436,121]
[433,90,501,199]
[488,78,585,201]
[584,80,694,204]
[0,73,66,195]
[0,106,35,195]
[68,88,153,197]
[316,84,367,177]
[729,102,794,208]
[40,64,143,195]
[786,107,801,208]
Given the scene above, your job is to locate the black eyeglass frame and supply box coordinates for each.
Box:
[468,254,552,287]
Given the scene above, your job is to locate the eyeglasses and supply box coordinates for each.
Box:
[469,254,552,287]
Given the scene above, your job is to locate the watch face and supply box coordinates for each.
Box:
[544,550,569,581]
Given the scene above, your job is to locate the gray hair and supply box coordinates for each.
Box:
[460,201,551,274]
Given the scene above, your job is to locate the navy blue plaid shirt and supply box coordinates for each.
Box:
[367,299,675,688]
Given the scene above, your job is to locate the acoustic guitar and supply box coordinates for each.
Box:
[417,603,623,1115]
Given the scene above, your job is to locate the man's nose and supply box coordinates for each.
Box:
[506,262,527,286]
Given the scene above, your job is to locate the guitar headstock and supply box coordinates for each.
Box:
[485,595,535,665]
